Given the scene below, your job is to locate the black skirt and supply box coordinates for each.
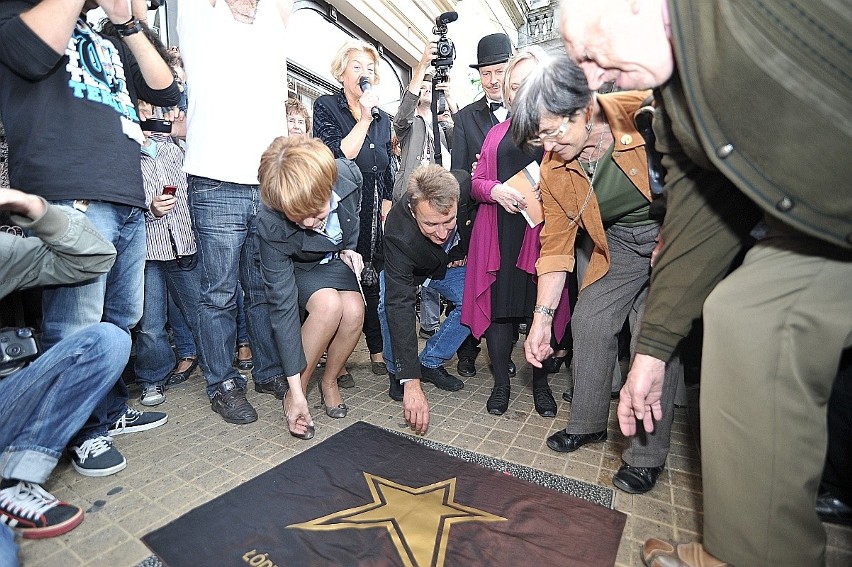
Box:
[294,257,360,309]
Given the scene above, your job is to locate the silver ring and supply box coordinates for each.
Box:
[512,201,518,208]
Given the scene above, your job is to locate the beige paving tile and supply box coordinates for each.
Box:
[11,337,852,566]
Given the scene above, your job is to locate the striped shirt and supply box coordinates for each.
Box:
[141,134,196,261]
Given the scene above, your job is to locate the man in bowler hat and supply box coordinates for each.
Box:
[450,32,513,378]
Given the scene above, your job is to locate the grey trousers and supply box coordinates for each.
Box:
[701,224,852,567]
[566,224,682,468]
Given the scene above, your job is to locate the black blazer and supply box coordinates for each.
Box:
[451,97,498,173]
[257,159,363,377]
[381,170,473,381]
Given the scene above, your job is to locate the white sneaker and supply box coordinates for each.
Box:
[69,436,127,477]
[108,407,168,436]
[140,385,165,406]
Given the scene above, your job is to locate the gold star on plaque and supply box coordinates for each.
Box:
[289,473,506,567]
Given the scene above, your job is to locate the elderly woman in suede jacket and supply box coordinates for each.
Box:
[256,137,364,439]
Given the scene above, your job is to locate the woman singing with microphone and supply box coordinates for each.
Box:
[313,41,394,383]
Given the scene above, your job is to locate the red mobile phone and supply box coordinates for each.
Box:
[162,185,178,196]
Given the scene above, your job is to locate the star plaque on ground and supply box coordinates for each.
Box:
[289,472,506,567]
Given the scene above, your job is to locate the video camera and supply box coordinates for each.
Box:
[431,11,457,115]
[0,327,40,378]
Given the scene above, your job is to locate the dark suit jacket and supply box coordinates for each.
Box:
[382,170,473,381]
[257,159,363,377]
[451,97,498,173]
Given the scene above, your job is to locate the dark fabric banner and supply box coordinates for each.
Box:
[143,422,625,567]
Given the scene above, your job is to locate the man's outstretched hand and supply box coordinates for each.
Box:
[617,353,666,436]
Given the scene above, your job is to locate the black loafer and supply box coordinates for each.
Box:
[388,374,404,401]
[533,387,557,417]
[167,356,199,386]
[337,372,355,389]
[420,365,464,391]
[457,357,476,377]
[612,464,664,494]
[487,385,510,415]
[816,492,852,526]
[371,361,388,376]
[254,376,289,400]
[546,429,607,453]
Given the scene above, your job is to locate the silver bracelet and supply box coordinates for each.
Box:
[533,304,556,318]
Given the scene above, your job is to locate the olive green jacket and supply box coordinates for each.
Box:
[637,0,851,361]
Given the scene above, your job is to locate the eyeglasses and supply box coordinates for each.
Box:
[527,116,571,147]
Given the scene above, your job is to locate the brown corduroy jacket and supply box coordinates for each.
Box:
[536,90,652,289]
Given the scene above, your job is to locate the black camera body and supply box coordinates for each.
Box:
[0,327,40,378]
[431,11,458,115]
[432,12,457,77]
[140,118,173,133]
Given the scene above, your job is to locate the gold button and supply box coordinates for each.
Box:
[629,168,637,176]
[620,134,633,145]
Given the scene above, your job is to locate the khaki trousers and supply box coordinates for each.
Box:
[701,224,852,566]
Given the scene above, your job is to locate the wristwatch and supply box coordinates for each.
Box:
[115,17,143,38]
[533,304,556,318]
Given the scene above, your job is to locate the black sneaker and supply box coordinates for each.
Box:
[108,407,168,436]
[487,385,511,415]
[420,365,464,391]
[456,357,476,377]
[254,376,289,400]
[211,378,258,424]
[388,373,404,401]
[69,436,127,477]
[0,481,84,539]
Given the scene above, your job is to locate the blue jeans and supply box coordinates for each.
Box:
[135,258,202,387]
[168,294,196,359]
[236,283,249,345]
[378,267,470,373]
[419,285,441,331]
[40,201,145,443]
[0,324,129,483]
[188,176,285,397]
[0,523,15,567]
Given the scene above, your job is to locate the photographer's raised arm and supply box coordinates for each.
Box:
[0,188,116,296]
[0,0,86,78]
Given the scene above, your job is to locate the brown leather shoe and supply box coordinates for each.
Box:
[641,539,728,567]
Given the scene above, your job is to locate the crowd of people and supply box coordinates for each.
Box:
[0,1,849,566]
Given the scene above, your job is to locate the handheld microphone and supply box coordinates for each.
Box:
[358,76,381,121]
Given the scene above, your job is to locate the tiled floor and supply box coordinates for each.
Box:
[15,339,852,566]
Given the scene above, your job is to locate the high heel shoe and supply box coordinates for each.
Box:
[541,355,566,374]
[319,387,348,419]
[283,398,315,440]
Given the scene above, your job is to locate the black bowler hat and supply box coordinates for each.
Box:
[469,33,512,69]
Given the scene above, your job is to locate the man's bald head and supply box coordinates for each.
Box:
[559,0,674,90]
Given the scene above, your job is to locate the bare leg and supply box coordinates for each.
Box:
[322,292,365,406]
[301,289,344,396]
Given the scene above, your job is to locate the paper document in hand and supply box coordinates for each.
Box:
[506,162,542,227]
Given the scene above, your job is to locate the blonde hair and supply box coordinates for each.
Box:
[330,40,381,86]
[502,45,551,110]
[259,137,338,219]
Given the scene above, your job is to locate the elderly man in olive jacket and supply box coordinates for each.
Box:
[559,1,851,566]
